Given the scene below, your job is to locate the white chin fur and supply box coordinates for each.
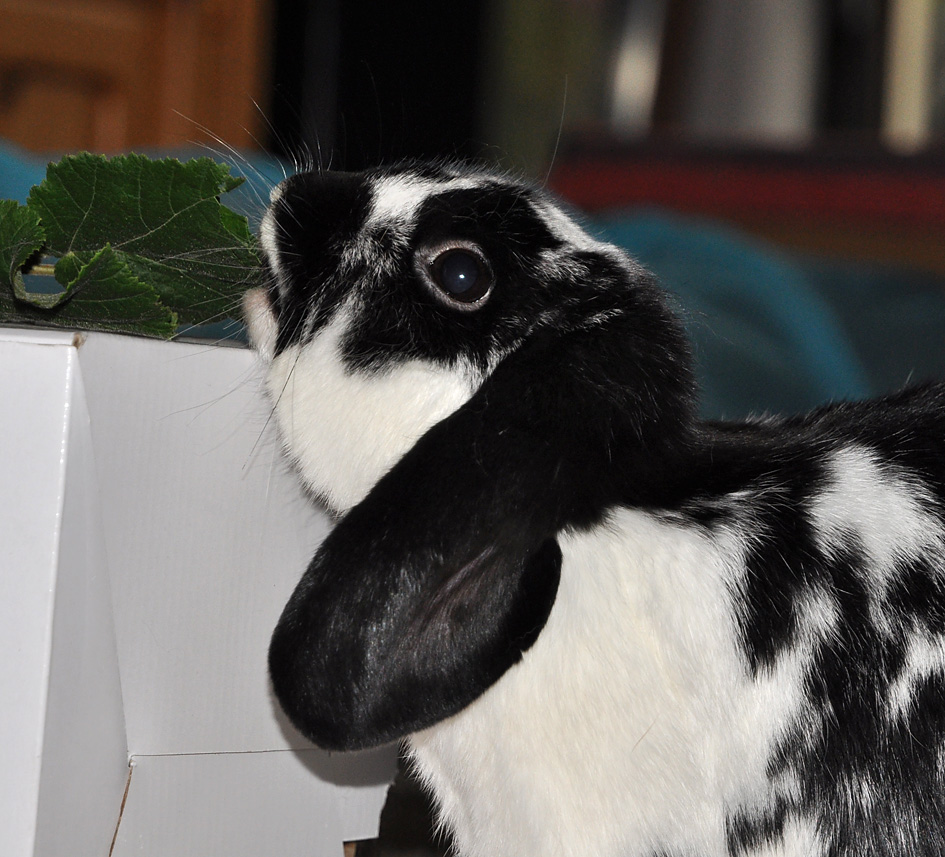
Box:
[264,308,478,513]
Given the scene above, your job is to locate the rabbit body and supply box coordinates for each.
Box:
[245,164,945,856]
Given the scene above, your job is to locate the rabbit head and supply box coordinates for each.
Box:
[244,162,696,750]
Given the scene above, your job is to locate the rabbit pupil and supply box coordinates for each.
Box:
[433,249,489,302]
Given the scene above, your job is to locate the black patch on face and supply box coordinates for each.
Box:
[265,170,372,354]
[339,183,566,375]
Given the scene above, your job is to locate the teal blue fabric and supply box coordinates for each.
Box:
[0,139,47,203]
[590,211,876,418]
[800,257,945,397]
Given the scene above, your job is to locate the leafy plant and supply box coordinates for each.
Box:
[0,153,261,338]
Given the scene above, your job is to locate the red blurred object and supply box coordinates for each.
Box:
[549,137,945,275]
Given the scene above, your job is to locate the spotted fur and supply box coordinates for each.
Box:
[244,162,945,857]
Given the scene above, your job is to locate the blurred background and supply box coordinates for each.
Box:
[4,2,945,853]
[3,0,944,282]
[2,0,938,164]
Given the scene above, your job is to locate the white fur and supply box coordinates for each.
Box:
[889,632,945,718]
[810,445,942,575]
[407,509,829,857]
[366,174,479,231]
[810,445,945,635]
[366,175,440,228]
[532,198,609,254]
[752,815,826,857]
[243,288,277,362]
[262,306,478,512]
[532,197,638,275]
[258,207,289,309]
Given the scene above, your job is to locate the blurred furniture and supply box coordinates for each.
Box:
[0,0,271,153]
[610,0,886,143]
[551,137,945,277]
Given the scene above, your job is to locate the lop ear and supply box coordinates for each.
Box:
[269,269,695,751]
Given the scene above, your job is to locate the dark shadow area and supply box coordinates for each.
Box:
[354,752,452,857]
[270,0,488,170]
[268,682,397,788]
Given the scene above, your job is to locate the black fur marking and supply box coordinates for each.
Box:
[268,170,372,353]
[726,798,788,855]
[665,388,945,672]
[890,556,945,634]
[784,665,945,854]
[703,391,945,854]
[733,472,827,673]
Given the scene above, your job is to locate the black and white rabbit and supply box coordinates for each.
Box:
[243,162,945,857]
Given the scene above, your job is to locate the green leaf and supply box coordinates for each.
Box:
[49,246,178,338]
[0,199,45,294]
[0,244,177,338]
[0,199,53,324]
[28,153,261,326]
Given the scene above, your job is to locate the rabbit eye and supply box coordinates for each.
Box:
[429,248,492,306]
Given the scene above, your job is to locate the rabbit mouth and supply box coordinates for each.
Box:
[242,286,277,362]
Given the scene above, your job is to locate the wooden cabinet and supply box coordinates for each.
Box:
[0,0,270,153]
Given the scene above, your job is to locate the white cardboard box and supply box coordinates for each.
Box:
[0,329,395,856]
